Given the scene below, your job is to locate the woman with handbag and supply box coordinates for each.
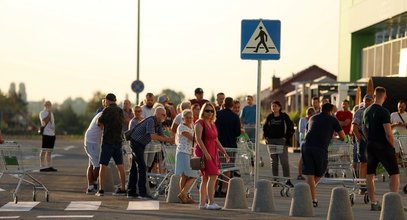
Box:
[175,109,198,203]
[194,103,230,210]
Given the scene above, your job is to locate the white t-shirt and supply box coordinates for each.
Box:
[142,105,155,119]
[84,112,103,145]
[172,114,182,127]
[39,110,55,136]
[390,111,407,134]
[176,124,193,155]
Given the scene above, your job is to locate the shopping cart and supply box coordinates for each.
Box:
[319,139,363,205]
[147,143,177,199]
[0,141,50,203]
[262,143,293,197]
[396,134,407,193]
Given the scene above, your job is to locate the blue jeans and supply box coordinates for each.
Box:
[127,140,147,196]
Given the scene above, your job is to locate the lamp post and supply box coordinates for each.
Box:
[136,0,141,105]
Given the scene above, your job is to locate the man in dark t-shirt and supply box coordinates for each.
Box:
[96,93,126,196]
[302,103,345,207]
[363,86,399,211]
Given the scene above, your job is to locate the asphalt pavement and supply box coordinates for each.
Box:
[0,137,406,219]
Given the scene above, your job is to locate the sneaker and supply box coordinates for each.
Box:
[48,167,58,172]
[40,167,51,172]
[206,203,222,210]
[297,175,305,180]
[285,180,294,188]
[370,202,381,211]
[198,204,207,210]
[127,193,139,199]
[138,194,153,200]
[86,186,95,194]
[113,188,127,196]
[313,200,318,208]
[95,190,104,197]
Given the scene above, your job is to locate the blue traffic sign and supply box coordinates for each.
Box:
[241,19,281,60]
[131,80,144,93]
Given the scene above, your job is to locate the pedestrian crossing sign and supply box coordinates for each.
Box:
[241,19,281,60]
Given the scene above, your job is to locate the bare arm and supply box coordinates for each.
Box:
[42,112,52,124]
[215,138,230,162]
[181,131,194,142]
[151,133,174,144]
[383,123,394,148]
[351,124,361,142]
[337,130,346,141]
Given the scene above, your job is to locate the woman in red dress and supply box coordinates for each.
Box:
[194,103,230,210]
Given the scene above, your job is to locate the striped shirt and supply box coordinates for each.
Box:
[130,116,163,145]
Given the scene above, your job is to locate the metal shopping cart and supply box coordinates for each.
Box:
[147,142,177,199]
[262,143,292,197]
[0,141,50,203]
[319,139,364,205]
[396,134,407,193]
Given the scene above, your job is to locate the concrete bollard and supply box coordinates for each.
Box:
[251,179,276,212]
[289,182,313,217]
[166,175,181,203]
[380,192,405,220]
[224,177,248,209]
[103,165,115,192]
[327,187,354,220]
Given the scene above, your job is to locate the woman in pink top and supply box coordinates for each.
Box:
[194,103,230,210]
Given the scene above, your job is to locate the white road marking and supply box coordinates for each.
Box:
[0,216,20,219]
[65,201,101,211]
[63,146,77,151]
[0,202,40,212]
[37,215,94,218]
[127,201,159,210]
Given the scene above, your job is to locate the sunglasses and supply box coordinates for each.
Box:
[204,109,214,113]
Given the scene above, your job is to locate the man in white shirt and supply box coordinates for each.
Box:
[141,93,156,119]
[390,100,407,135]
[39,101,57,172]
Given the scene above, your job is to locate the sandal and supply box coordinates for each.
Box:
[313,200,318,208]
[177,193,189,204]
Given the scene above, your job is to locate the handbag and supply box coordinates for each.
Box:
[190,156,205,170]
[190,126,205,170]
[38,120,49,135]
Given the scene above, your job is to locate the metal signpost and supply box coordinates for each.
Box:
[241,19,281,185]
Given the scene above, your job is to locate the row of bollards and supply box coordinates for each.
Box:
[166,175,405,219]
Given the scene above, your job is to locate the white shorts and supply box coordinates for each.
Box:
[84,142,101,167]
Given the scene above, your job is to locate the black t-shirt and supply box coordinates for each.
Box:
[304,113,342,151]
[99,103,124,145]
[263,113,294,140]
[215,108,241,148]
[363,104,391,144]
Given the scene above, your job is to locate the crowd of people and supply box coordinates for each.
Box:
[34,86,405,211]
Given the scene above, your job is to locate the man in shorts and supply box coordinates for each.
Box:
[39,101,57,172]
[302,103,345,207]
[96,93,126,196]
[351,94,373,189]
[363,86,400,211]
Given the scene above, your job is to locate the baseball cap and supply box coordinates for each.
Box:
[105,93,117,102]
[158,95,168,103]
[195,88,204,94]
[363,94,373,101]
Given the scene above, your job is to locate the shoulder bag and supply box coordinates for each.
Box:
[190,123,205,170]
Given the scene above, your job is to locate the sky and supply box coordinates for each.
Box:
[0,0,340,104]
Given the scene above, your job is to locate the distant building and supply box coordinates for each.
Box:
[260,65,337,112]
[338,0,407,81]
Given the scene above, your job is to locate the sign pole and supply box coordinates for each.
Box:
[136,0,141,105]
[255,59,261,185]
